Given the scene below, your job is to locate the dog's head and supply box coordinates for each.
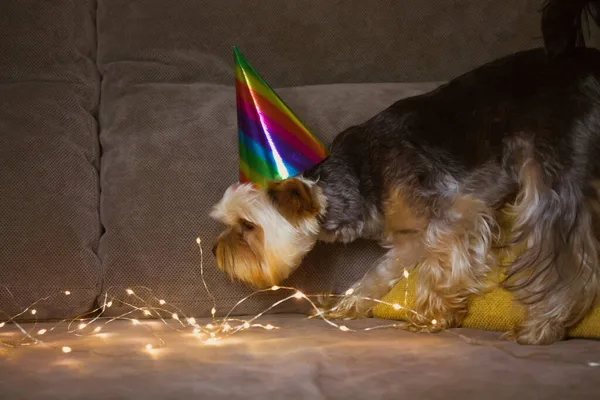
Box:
[210,178,326,289]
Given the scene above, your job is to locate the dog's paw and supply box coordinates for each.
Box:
[315,294,371,320]
[403,318,447,333]
[503,323,566,345]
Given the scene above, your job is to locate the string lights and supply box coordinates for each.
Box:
[0,236,428,354]
[0,236,595,367]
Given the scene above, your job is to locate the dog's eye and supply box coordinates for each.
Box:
[240,219,255,233]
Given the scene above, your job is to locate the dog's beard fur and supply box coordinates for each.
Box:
[210,179,326,289]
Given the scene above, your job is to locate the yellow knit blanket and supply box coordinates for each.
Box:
[373,221,600,338]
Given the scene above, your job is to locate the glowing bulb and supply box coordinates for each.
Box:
[222,324,231,332]
[143,310,151,316]
[30,309,37,315]
[196,237,201,244]
[106,301,113,308]
[187,317,196,325]
[93,327,102,333]
[193,328,201,335]
[210,332,216,338]
[243,322,250,329]
[78,323,86,330]
[37,329,47,335]
[62,346,72,353]
[339,325,350,332]
[205,338,218,345]
[0,322,5,328]
[206,323,214,329]
[393,304,401,310]
[145,344,153,351]
[171,313,179,321]
[271,285,280,291]
[211,307,216,315]
[345,288,354,295]
[131,319,140,325]
[126,289,134,295]
[159,299,166,305]
[431,319,437,325]
[64,291,71,295]
[294,291,305,299]
[265,324,274,330]
[403,269,410,278]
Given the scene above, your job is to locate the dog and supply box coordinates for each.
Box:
[211,0,600,345]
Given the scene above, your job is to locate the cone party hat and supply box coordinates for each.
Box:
[234,47,328,188]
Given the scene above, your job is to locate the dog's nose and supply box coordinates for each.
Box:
[212,244,217,256]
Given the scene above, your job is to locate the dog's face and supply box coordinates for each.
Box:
[210,178,326,289]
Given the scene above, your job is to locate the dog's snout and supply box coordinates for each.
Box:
[211,243,217,256]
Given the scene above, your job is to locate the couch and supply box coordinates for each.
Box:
[1,1,599,399]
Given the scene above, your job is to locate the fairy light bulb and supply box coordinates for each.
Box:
[294,291,305,299]
[93,327,102,333]
[159,299,166,305]
[403,269,410,278]
[0,322,5,328]
[206,323,214,329]
[265,324,274,330]
[106,301,113,308]
[339,325,350,332]
[431,319,437,326]
[243,322,250,329]
[187,317,196,325]
[30,309,37,315]
[210,332,216,338]
[78,323,86,330]
[205,338,218,345]
[126,289,134,295]
[64,291,71,295]
[345,288,354,295]
[222,324,231,332]
[171,313,179,321]
[193,328,201,335]
[211,307,216,316]
[131,319,140,325]
[196,237,201,245]
[62,346,72,353]
[143,310,151,316]
[145,344,153,351]
[393,304,401,310]
[37,329,47,335]
[271,285,280,291]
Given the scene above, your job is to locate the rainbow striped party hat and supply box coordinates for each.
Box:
[234,47,328,188]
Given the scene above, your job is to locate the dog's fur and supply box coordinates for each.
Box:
[211,0,600,344]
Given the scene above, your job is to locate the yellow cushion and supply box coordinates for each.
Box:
[373,216,600,338]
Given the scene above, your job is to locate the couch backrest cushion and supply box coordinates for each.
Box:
[0,0,101,319]
[97,78,441,316]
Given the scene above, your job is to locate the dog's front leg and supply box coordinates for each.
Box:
[406,194,495,332]
[321,233,424,320]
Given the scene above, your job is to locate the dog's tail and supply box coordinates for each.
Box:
[542,0,600,58]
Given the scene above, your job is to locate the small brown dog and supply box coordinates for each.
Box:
[211,0,600,344]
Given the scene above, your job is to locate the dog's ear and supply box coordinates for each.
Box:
[267,178,320,224]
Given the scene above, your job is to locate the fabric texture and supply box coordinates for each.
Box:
[97,81,439,317]
[2,316,600,399]
[374,213,600,338]
[0,0,101,319]
[95,0,600,87]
